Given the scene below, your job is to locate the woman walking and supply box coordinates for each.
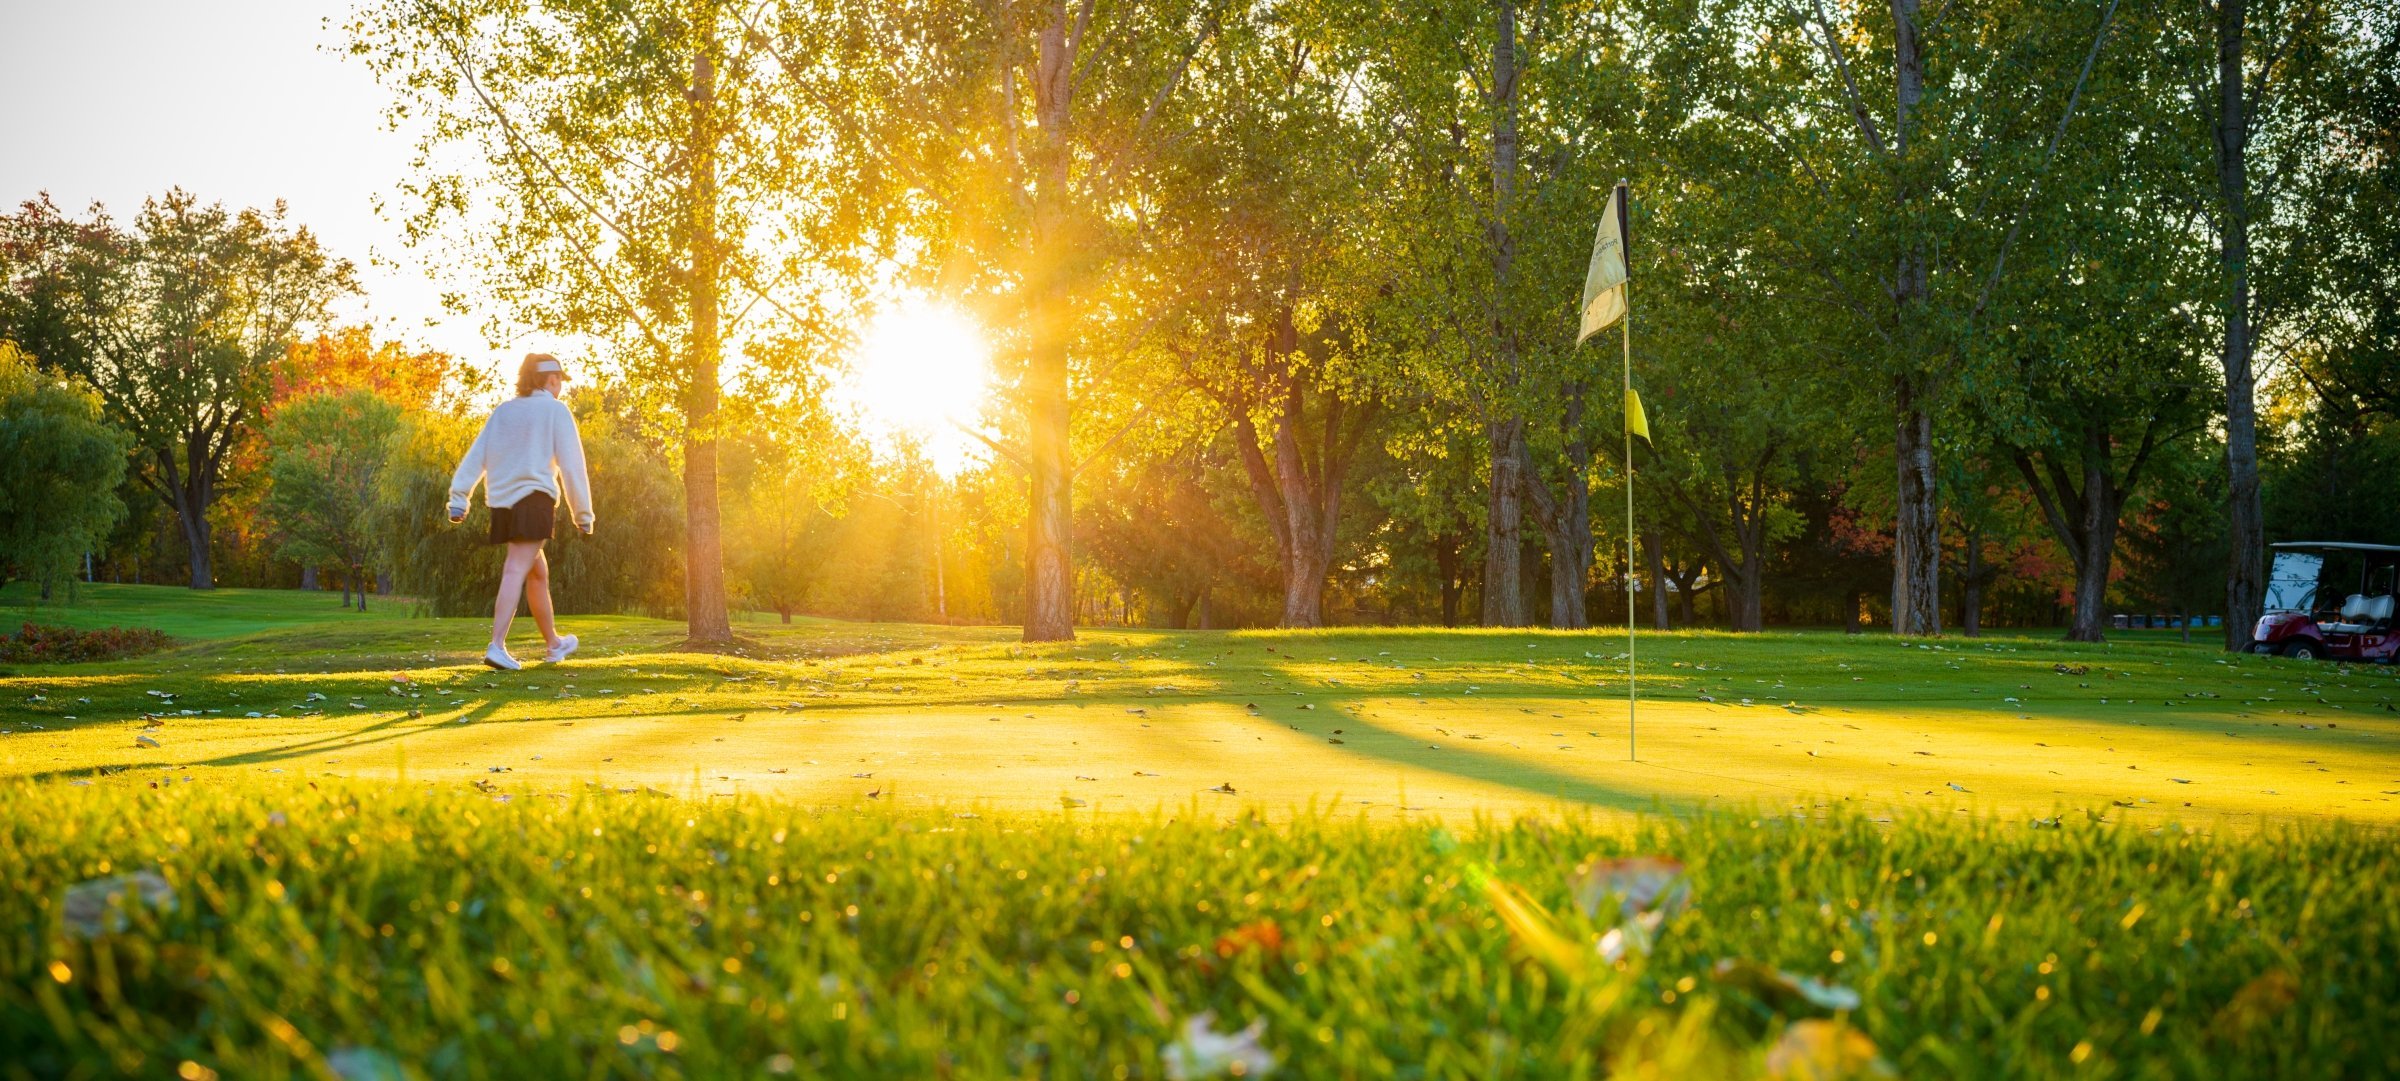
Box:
[447,353,595,670]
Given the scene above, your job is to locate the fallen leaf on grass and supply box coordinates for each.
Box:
[1765,1020,1895,1080]
[62,871,175,938]
[2211,969,2298,1044]
[1162,1011,1275,1080]
[1712,958,1862,1012]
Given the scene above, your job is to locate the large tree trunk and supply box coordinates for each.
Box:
[1887,0,1942,637]
[1479,0,1530,629]
[174,488,213,590]
[300,566,317,591]
[1019,15,1079,643]
[1225,337,1363,630]
[2013,430,2139,644]
[2213,0,2264,652]
[1892,380,1941,635]
[1482,419,1529,626]
[681,22,734,645]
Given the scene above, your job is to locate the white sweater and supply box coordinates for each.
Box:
[447,390,595,528]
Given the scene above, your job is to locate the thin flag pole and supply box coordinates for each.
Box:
[1618,181,1637,763]
[1623,282,1636,763]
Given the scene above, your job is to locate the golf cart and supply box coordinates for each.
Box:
[2251,541,2400,662]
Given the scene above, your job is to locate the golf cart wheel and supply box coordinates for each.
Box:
[2280,640,2320,661]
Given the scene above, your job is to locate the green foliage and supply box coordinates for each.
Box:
[0,192,355,588]
[0,343,129,588]
[264,390,406,589]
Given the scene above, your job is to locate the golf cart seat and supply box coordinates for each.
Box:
[2324,594,2395,634]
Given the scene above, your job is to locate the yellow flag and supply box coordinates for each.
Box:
[1624,387,1651,445]
[1577,182,1630,344]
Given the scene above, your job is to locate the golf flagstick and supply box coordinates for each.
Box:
[1576,179,1637,762]
[1624,283,1636,762]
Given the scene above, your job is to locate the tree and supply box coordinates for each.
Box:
[1987,9,2217,643]
[264,391,405,610]
[1698,0,2127,634]
[721,380,866,624]
[871,0,1226,641]
[350,0,889,645]
[0,191,355,589]
[1143,3,1392,628]
[0,343,129,591]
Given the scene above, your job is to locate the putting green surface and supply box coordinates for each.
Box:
[6,584,2398,827]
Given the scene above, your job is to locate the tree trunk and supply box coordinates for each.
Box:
[1019,15,1079,643]
[1479,0,1530,629]
[2013,433,2134,644]
[1883,0,1941,637]
[176,494,213,590]
[355,566,369,612]
[1521,384,1592,629]
[1845,590,1864,634]
[301,566,317,591]
[681,16,734,645]
[1892,380,1940,635]
[2214,0,2264,652]
[1482,419,1529,626]
[2064,518,2117,642]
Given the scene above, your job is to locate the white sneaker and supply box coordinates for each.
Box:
[545,634,580,664]
[483,645,522,671]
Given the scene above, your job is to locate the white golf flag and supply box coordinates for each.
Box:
[1577,183,1629,344]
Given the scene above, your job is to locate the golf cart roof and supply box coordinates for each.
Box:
[2271,541,2400,554]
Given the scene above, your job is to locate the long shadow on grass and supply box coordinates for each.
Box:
[1116,702,1670,814]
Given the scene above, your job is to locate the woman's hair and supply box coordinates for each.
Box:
[516,353,566,397]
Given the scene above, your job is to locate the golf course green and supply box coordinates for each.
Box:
[6,583,2396,827]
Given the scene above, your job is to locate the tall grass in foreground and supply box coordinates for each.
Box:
[2,781,2392,1080]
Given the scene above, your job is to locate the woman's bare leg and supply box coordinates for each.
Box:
[490,541,544,649]
[525,546,561,649]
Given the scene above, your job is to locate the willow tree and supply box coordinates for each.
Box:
[350,0,888,644]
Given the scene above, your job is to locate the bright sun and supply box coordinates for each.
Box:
[839,295,993,473]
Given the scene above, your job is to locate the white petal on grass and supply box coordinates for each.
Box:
[1162,1011,1276,1080]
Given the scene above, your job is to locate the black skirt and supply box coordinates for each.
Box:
[487,490,557,544]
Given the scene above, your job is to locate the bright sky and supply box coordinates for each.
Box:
[0,0,501,383]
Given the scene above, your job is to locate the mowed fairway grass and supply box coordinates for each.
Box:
[3,584,2399,1079]
[5,583,2399,825]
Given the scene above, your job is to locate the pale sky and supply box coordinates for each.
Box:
[0,0,503,383]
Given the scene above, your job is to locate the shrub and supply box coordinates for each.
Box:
[0,623,171,663]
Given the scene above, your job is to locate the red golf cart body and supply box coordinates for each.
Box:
[2251,541,2400,662]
